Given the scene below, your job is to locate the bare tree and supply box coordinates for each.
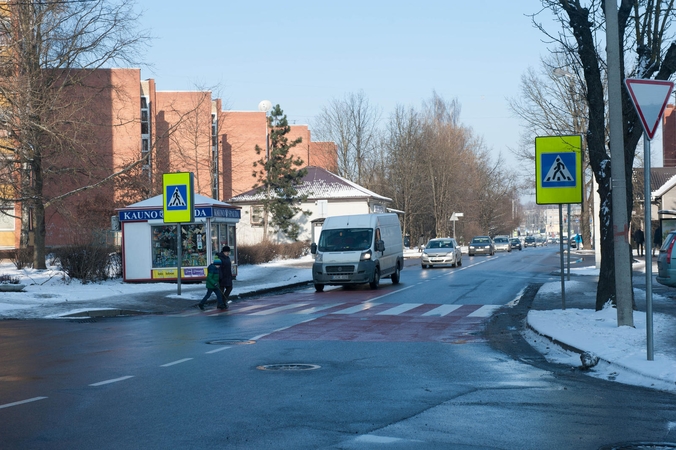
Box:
[0,0,149,268]
[535,0,676,310]
[312,90,381,185]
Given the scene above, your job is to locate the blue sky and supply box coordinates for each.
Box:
[137,1,561,169]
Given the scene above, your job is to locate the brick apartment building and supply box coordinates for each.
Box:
[0,68,336,250]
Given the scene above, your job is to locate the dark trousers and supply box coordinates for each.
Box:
[200,288,226,308]
[636,243,644,256]
[221,285,233,301]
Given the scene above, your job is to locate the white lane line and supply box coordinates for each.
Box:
[89,376,134,387]
[250,333,268,340]
[332,302,380,314]
[296,303,343,314]
[160,358,193,367]
[422,304,462,317]
[467,305,500,317]
[370,284,416,301]
[205,346,231,354]
[250,303,309,316]
[0,396,47,409]
[376,303,422,315]
[236,304,269,312]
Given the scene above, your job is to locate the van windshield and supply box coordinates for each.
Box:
[318,228,373,252]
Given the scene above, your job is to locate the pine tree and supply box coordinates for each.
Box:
[253,105,310,241]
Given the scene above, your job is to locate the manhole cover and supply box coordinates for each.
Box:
[599,443,676,450]
[207,339,256,345]
[257,364,321,371]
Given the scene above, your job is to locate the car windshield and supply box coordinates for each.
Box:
[318,228,373,252]
[494,238,507,243]
[510,239,519,243]
[426,240,454,249]
[472,237,490,244]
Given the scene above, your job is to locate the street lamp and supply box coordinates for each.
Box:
[450,212,463,239]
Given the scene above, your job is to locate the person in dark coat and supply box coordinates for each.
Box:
[653,225,663,256]
[217,245,234,304]
[633,227,645,256]
[198,257,227,310]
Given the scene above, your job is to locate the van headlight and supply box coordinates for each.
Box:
[360,250,372,261]
[315,252,323,262]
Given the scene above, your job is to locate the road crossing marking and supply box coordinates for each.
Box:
[296,303,343,314]
[332,302,380,314]
[250,303,309,315]
[376,303,422,315]
[467,305,501,317]
[421,304,462,317]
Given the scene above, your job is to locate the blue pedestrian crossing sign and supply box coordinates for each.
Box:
[163,172,195,223]
[535,135,582,205]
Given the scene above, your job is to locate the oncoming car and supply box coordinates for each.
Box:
[468,236,494,256]
[421,238,462,269]
[509,237,522,251]
[524,236,537,248]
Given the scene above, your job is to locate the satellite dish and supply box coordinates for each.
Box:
[258,100,272,112]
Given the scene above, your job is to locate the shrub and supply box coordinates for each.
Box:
[10,247,33,270]
[0,274,20,284]
[51,244,121,283]
[237,241,310,265]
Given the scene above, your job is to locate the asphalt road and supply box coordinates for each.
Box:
[2,246,676,449]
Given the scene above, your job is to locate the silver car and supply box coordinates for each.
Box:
[493,236,512,252]
[421,238,462,269]
[657,231,676,287]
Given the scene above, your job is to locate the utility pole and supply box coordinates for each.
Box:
[605,0,634,327]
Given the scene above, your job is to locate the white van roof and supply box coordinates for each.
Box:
[322,213,399,229]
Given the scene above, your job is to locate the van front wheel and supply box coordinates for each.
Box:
[391,265,400,284]
[369,268,380,289]
[314,283,324,292]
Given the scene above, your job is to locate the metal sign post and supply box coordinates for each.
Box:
[625,78,674,360]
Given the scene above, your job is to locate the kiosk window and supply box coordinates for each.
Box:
[152,224,208,268]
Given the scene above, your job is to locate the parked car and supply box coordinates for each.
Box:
[421,238,462,269]
[524,236,537,248]
[509,237,522,251]
[493,236,512,252]
[468,236,495,256]
[657,231,676,287]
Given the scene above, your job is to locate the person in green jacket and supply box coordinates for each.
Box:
[198,258,227,310]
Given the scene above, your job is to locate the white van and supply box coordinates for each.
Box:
[310,213,404,292]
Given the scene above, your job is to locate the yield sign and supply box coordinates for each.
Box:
[625,78,674,140]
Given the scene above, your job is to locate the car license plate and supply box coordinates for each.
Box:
[331,275,349,280]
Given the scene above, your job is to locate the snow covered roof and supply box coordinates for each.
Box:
[651,171,676,199]
[228,166,392,203]
[122,193,236,209]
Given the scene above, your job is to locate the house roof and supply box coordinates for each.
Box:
[228,166,392,203]
[634,167,676,199]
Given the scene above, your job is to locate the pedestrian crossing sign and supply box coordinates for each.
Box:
[163,172,195,223]
[535,135,582,205]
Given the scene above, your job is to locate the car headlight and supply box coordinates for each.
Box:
[360,250,372,261]
[315,252,323,262]
[469,246,475,250]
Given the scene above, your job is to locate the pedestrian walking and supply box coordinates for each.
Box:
[633,227,645,257]
[198,257,227,310]
[217,245,233,304]
[653,225,663,256]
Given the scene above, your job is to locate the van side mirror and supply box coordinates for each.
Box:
[375,240,385,252]
[311,242,317,254]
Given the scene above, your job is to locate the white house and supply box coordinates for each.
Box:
[228,166,393,245]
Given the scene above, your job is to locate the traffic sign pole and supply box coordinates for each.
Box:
[644,135,653,360]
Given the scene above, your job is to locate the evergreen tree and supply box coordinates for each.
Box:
[253,105,310,241]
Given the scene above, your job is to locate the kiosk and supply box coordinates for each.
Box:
[116,194,241,282]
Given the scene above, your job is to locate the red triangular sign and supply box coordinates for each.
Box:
[625,78,674,140]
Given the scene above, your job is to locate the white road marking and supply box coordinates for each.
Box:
[160,358,193,367]
[422,304,462,317]
[236,304,270,312]
[0,396,47,409]
[250,303,309,315]
[332,302,380,314]
[376,303,421,315]
[296,303,343,314]
[467,305,500,317]
[205,346,231,354]
[89,375,134,387]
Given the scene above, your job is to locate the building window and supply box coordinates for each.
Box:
[0,203,14,231]
[250,206,263,226]
[151,224,208,268]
